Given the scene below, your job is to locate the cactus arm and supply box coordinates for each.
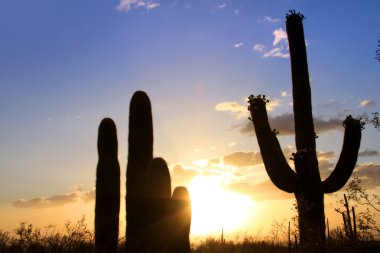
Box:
[248,95,298,193]
[322,116,363,193]
[286,11,316,152]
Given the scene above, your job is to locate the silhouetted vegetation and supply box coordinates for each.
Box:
[335,176,380,241]
[362,112,380,130]
[1,216,379,253]
[248,10,364,253]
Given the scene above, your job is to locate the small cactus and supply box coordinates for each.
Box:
[145,158,172,253]
[169,187,192,253]
[95,118,120,253]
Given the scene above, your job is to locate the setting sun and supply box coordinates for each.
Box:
[188,175,255,235]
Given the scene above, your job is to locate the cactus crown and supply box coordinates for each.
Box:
[286,10,305,21]
[97,118,118,157]
[248,95,269,110]
[343,115,365,130]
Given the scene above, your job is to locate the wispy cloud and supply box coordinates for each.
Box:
[281,91,291,97]
[354,162,380,188]
[215,98,282,120]
[227,181,293,201]
[263,47,289,58]
[215,101,248,119]
[234,9,240,15]
[237,113,343,136]
[234,42,244,48]
[171,164,199,186]
[253,44,266,53]
[216,3,227,9]
[116,0,160,12]
[223,151,263,167]
[265,98,282,111]
[358,149,379,157]
[11,185,95,209]
[258,16,281,24]
[359,99,376,108]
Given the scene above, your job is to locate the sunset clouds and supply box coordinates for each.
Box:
[11,186,95,209]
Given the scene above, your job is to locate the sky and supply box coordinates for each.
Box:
[1,0,380,240]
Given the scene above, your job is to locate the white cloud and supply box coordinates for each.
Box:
[272,28,288,46]
[263,47,289,58]
[252,44,266,53]
[359,99,376,108]
[116,0,160,12]
[234,42,244,48]
[253,28,289,59]
[234,9,240,15]
[259,16,281,24]
[253,27,301,59]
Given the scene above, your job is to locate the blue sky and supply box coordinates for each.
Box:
[1,0,380,236]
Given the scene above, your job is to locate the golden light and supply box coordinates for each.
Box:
[188,175,254,236]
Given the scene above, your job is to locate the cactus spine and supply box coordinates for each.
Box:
[126,91,153,253]
[248,10,363,253]
[95,118,120,253]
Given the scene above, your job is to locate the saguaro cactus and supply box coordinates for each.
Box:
[169,187,192,253]
[95,118,120,253]
[126,91,192,253]
[145,157,172,253]
[248,10,363,252]
[126,91,153,253]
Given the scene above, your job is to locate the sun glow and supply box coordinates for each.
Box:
[188,175,254,236]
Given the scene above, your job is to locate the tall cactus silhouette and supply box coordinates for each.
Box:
[248,10,363,253]
[125,91,192,253]
[169,186,191,253]
[145,157,172,253]
[126,91,153,253]
[95,118,120,253]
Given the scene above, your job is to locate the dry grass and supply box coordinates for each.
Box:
[1,217,379,253]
